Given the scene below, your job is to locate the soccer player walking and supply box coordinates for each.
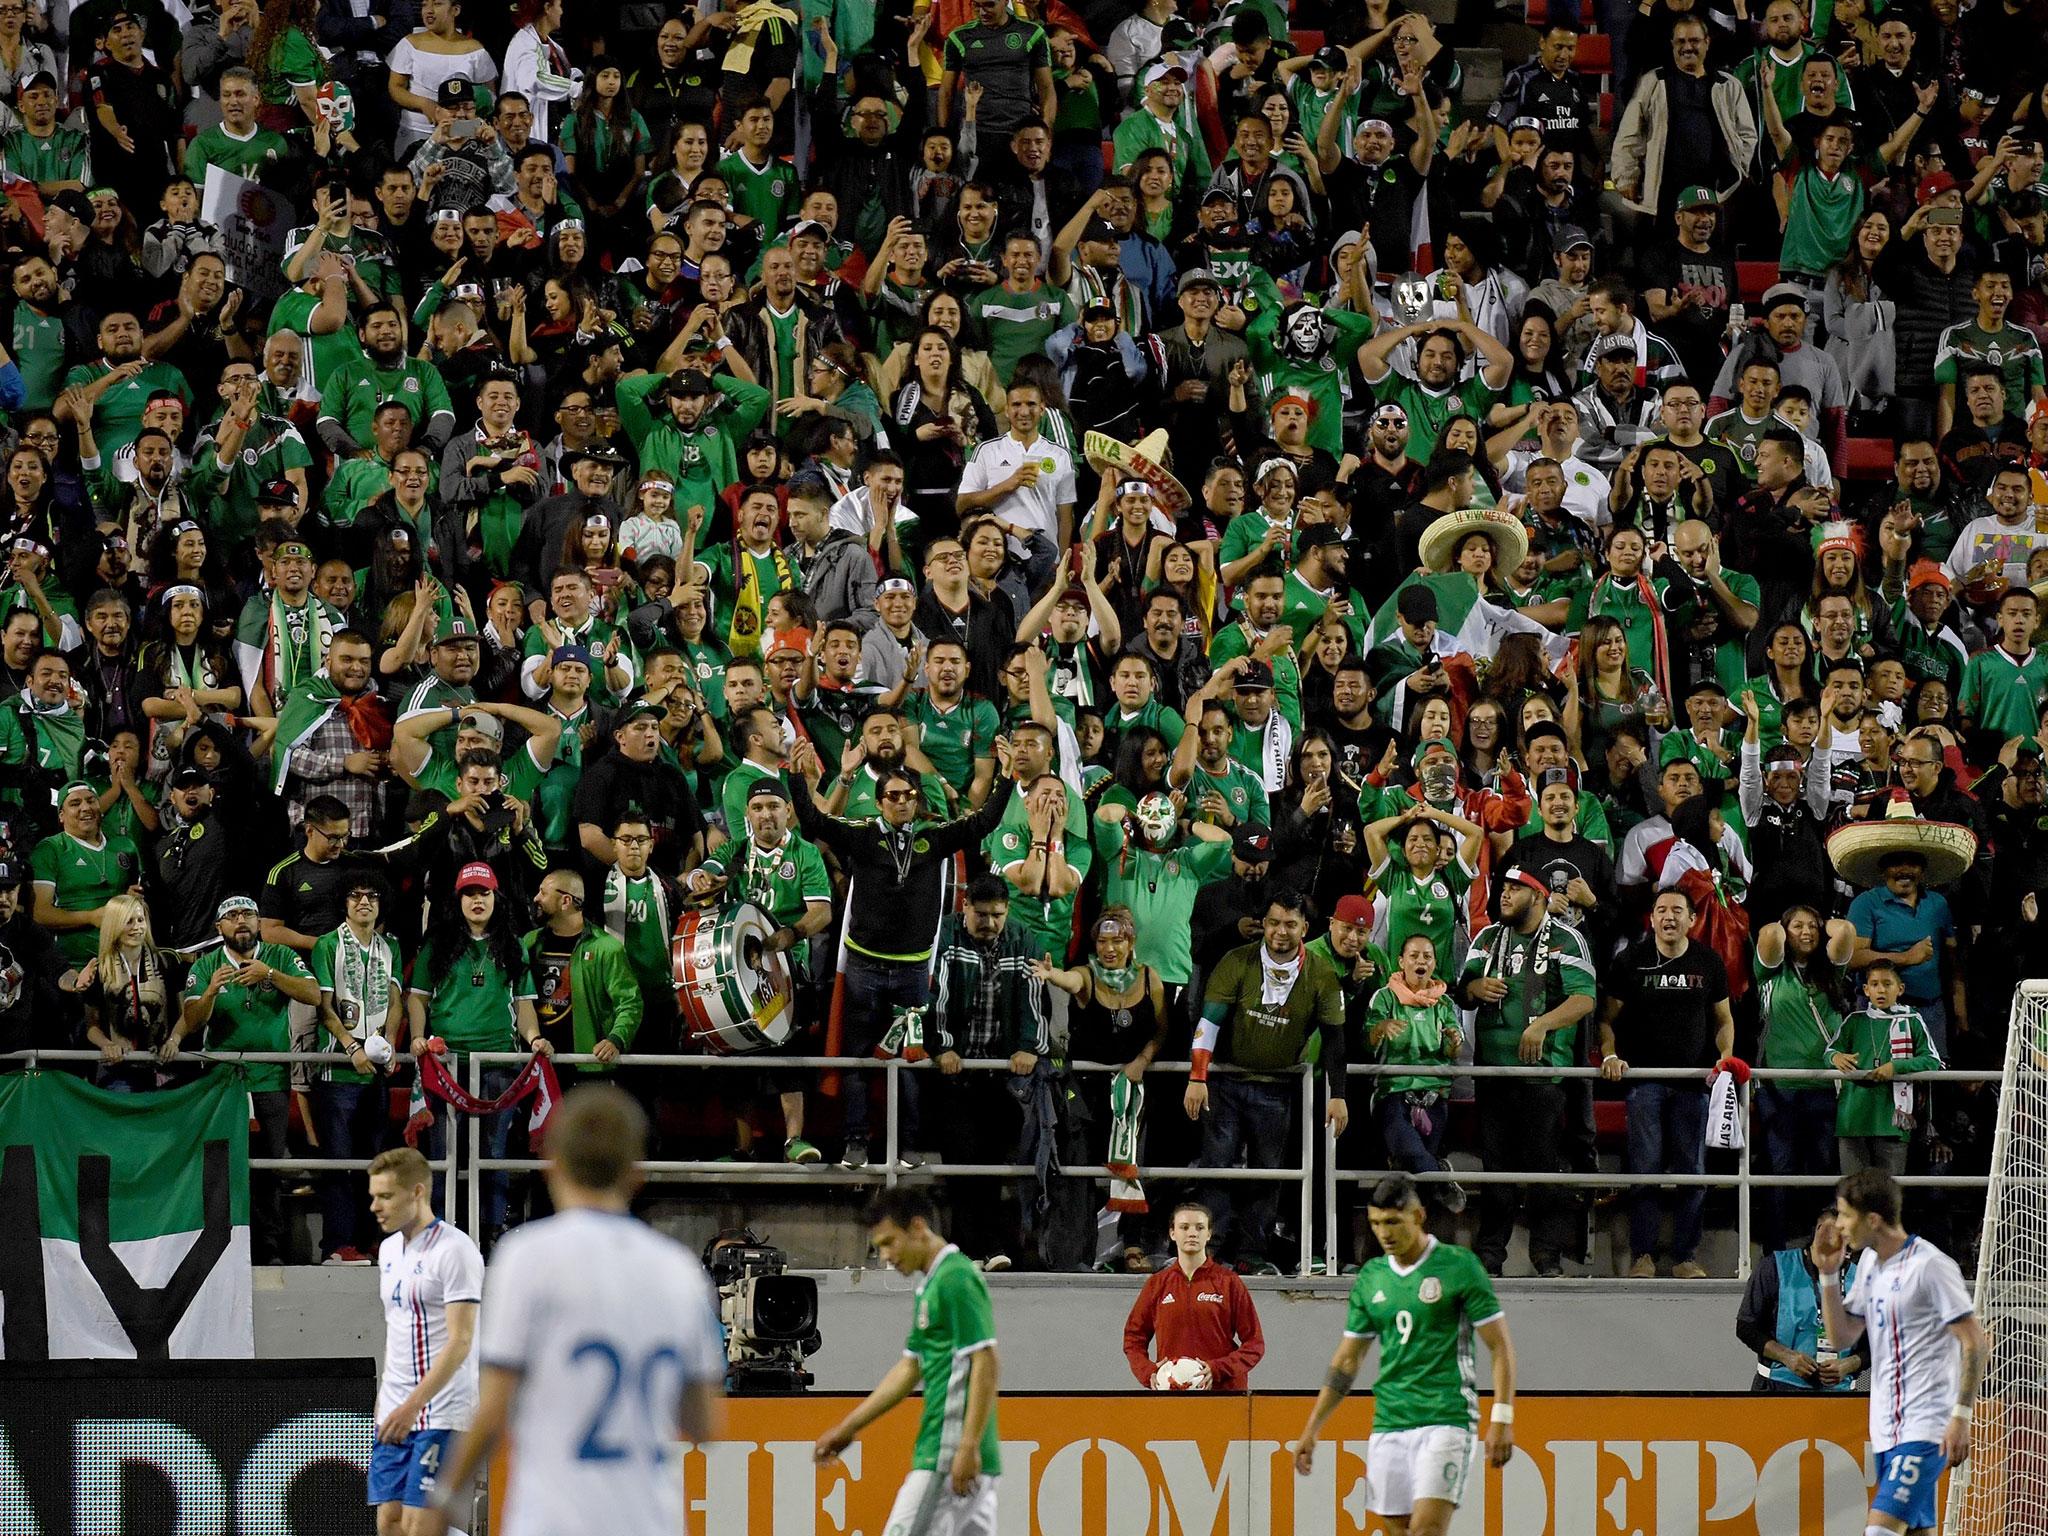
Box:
[1813,1168,1988,1536]
[1293,1175,1518,1536]
[417,1086,725,1536]
[367,1147,483,1536]
[814,1188,1002,1536]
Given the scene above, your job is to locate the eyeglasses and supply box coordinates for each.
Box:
[347,890,379,903]
[614,833,653,846]
[312,824,350,842]
[928,550,966,564]
[1898,755,1939,769]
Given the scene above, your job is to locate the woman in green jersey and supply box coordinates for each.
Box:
[1364,801,1485,981]
[1367,934,1465,1194]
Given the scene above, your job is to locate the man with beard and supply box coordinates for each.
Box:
[1639,191,1737,391]
[1171,681,1271,832]
[1500,765,1618,938]
[1282,524,1362,655]
[1317,98,1429,283]
[175,894,323,1264]
[66,589,140,743]
[4,255,73,413]
[1,649,85,812]
[234,533,341,718]
[0,859,69,1061]
[60,310,191,457]
[1361,320,1513,467]
[1609,441,1709,545]
[319,304,457,458]
[616,352,771,515]
[1670,520,1760,696]
[824,706,948,819]
[1210,568,1303,732]
[270,629,394,837]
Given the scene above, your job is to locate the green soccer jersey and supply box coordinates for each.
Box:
[1778,164,1865,276]
[310,925,401,1084]
[984,813,1094,960]
[324,354,455,445]
[185,121,289,179]
[905,1244,1002,1474]
[1833,1006,1941,1140]
[0,125,89,187]
[1958,645,2048,739]
[1934,320,2046,421]
[1458,919,1598,1076]
[267,288,365,395]
[188,942,314,1093]
[699,832,830,932]
[1104,698,1184,754]
[1755,954,1842,1088]
[61,359,193,458]
[904,694,999,799]
[1187,756,1269,830]
[717,149,800,235]
[1373,854,1474,982]
[599,866,678,998]
[969,282,1077,385]
[1093,821,1231,985]
[1344,1236,1503,1432]
[1706,409,1774,479]
[1370,371,1495,465]
[408,933,535,1055]
[30,829,143,965]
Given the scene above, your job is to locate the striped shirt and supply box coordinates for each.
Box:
[377,1219,484,1431]
[1843,1234,1975,1451]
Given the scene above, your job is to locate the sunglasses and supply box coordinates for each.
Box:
[879,789,918,802]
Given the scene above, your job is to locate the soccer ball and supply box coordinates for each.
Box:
[362,1036,394,1068]
[1152,1357,1212,1392]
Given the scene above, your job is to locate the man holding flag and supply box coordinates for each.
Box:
[271,628,392,839]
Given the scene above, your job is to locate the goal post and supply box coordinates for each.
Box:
[1943,981,2048,1536]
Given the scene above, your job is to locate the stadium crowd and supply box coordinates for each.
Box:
[0,0,2039,1281]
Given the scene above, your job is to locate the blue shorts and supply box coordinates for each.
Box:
[368,1428,455,1509]
[1872,1441,1945,1530]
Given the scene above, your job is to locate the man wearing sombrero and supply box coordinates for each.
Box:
[1835,799,1976,1054]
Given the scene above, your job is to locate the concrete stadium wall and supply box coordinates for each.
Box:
[258,1268,1757,1393]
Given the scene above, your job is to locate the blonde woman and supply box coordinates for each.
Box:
[75,895,184,1089]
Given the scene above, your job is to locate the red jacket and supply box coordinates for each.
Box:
[1122,1258,1265,1392]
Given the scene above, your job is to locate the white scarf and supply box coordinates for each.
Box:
[1259,946,1302,1006]
[1884,1008,1918,1129]
[332,925,394,1041]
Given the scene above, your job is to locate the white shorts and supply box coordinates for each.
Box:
[883,1470,999,1536]
[1366,1425,1477,1517]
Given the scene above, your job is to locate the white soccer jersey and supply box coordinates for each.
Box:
[378,1220,485,1432]
[479,1208,726,1536]
[1844,1234,1976,1451]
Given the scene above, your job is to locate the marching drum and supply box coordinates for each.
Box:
[671,902,794,1054]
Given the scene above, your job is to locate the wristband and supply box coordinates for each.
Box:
[1490,1404,1515,1425]
[1952,1405,1973,1420]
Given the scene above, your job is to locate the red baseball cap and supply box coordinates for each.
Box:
[1332,894,1374,927]
[455,861,498,893]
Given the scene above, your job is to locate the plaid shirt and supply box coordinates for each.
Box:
[283,710,383,838]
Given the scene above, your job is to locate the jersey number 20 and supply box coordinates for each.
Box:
[571,1338,686,1462]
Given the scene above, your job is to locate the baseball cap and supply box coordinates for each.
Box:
[459,707,504,740]
[1081,217,1120,245]
[1141,58,1189,87]
[747,777,792,803]
[216,894,259,918]
[1676,186,1719,210]
[434,617,479,645]
[454,861,498,893]
[1332,893,1373,928]
[1761,282,1809,313]
[259,479,299,505]
[1295,522,1343,553]
[1312,44,1348,71]
[665,370,714,397]
[17,70,56,96]
[170,766,211,789]
[1551,225,1593,253]
[1234,659,1275,690]
[437,77,476,108]
[1081,298,1117,321]
[1917,171,1959,205]
[786,217,830,245]
[1504,869,1549,897]
[550,642,594,670]
[1199,186,1236,208]
[768,627,812,659]
[49,189,93,227]
[1588,332,1638,361]
[1177,267,1221,294]
[0,861,19,889]
[1054,584,1089,607]
[1232,823,1274,862]
[615,700,664,726]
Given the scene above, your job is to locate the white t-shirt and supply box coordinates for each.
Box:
[1843,1234,1976,1451]
[377,1219,485,1432]
[957,434,1076,554]
[479,1208,725,1536]
[387,35,500,145]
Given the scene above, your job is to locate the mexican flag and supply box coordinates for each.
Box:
[0,1070,253,1360]
[1366,572,1570,664]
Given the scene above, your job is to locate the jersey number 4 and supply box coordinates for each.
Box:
[571,1337,686,1462]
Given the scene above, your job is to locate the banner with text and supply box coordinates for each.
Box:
[496,1391,1933,1534]
[200,167,294,306]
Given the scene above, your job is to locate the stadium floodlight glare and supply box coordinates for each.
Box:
[1942,981,2048,1536]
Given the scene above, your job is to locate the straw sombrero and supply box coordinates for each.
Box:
[1418,507,1528,576]
[1827,796,1978,888]
[1084,427,1190,514]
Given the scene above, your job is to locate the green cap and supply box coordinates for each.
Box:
[1676,186,1719,210]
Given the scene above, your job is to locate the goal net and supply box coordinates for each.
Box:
[1944,981,2048,1536]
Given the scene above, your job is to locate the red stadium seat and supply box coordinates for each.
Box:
[1526,0,1548,23]
[1846,438,1895,480]
[1593,1098,1627,1144]
[1736,261,1776,304]
[1575,33,1611,73]
[1289,30,1324,53]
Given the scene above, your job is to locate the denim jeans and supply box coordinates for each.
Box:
[1197,1076,1297,1266]
[1376,1092,1447,1176]
[313,1077,388,1257]
[420,1065,519,1236]
[841,953,928,1148]
[1625,1082,1709,1263]
[1756,1082,1837,1251]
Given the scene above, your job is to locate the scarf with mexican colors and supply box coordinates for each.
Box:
[725,536,795,658]
[237,592,340,705]
[269,675,393,793]
[404,1049,563,1150]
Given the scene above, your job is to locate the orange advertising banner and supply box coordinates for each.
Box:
[493,1391,1922,1534]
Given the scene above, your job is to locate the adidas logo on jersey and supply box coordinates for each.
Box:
[1160,1293,1175,1304]
[1373,1291,1387,1304]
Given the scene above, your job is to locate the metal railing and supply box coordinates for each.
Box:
[2,1048,2012,1281]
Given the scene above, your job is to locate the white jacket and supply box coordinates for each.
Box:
[1609,67,1758,216]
